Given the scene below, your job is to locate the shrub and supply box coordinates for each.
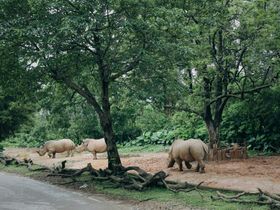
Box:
[221,87,280,152]
[135,105,170,132]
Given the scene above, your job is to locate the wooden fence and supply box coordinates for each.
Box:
[208,143,248,161]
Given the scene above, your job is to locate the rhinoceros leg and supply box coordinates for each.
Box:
[66,151,71,157]
[70,150,74,157]
[48,152,52,158]
[199,161,205,173]
[92,152,97,160]
[195,164,200,172]
[167,159,175,168]
[196,160,205,173]
[175,159,183,171]
[185,161,192,169]
[52,152,56,158]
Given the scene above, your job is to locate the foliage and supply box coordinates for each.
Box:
[3,83,142,146]
[161,0,280,146]
[135,105,170,133]
[118,144,167,154]
[0,11,40,141]
[125,111,207,146]
[221,86,280,152]
[125,127,206,147]
[0,88,35,141]
[0,0,280,155]
[110,97,142,143]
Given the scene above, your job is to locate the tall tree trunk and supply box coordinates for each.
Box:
[95,32,123,173]
[203,76,218,148]
[61,75,123,173]
[205,119,219,149]
[99,62,123,173]
[203,75,222,149]
[187,68,193,93]
[203,29,224,149]
[100,111,123,172]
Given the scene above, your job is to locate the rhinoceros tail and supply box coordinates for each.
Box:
[202,142,209,161]
[168,145,173,156]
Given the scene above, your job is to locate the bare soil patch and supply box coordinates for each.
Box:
[4,148,280,194]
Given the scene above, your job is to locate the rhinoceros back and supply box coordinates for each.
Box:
[45,139,75,153]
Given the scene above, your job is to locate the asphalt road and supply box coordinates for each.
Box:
[0,172,133,210]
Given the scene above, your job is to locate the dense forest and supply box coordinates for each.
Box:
[1,0,280,169]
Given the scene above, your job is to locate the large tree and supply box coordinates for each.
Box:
[0,32,38,140]
[176,0,280,148]
[1,0,164,172]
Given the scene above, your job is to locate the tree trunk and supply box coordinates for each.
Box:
[99,74,123,173]
[205,120,219,149]
[92,32,123,173]
[100,112,123,173]
[203,75,220,149]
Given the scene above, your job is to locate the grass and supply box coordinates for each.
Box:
[118,144,279,158]
[0,164,42,176]
[118,144,168,154]
[247,149,279,157]
[0,163,269,210]
[94,184,268,210]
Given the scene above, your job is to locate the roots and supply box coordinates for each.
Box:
[48,163,190,191]
[211,189,280,209]
[0,155,203,192]
[0,155,33,169]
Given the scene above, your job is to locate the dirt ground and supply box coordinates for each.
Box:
[4,148,280,194]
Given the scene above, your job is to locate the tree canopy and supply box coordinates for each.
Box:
[1,0,280,171]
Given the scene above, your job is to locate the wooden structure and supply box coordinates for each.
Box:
[208,143,248,161]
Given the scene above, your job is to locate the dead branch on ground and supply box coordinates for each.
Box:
[0,156,33,169]
[211,189,280,208]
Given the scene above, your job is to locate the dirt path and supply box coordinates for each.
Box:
[4,148,280,194]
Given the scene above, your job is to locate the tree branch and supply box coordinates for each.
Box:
[64,0,80,12]
[236,47,247,72]
[110,53,142,81]
[175,105,204,118]
[208,84,272,106]
[262,66,271,85]
[53,75,103,117]
[210,30,219,66]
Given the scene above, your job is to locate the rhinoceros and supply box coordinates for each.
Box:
[167,139,208,173]
[37,139,75,158]
[75,138,107,159]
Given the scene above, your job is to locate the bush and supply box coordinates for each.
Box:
[125,126,207,147]
[221,87,280,152]
[135,105,170,132]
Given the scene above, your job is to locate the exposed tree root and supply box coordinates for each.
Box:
[216,191,247,199]
[0,156,33,169]
[211,194,272,205]
[258,188,280,202]
[212,190,280,209]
